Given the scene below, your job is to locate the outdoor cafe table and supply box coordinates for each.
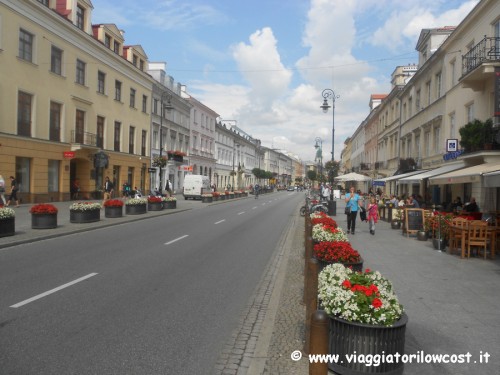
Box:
[449,224,498,260]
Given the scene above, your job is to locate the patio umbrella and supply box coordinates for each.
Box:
[334,172,372,182]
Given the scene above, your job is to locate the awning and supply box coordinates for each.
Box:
[483,170,500,187]
[429,162,500,185]
[374,170,429,184]
[397,162,465,184]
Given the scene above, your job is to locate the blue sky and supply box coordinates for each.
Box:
[92,0,479,161]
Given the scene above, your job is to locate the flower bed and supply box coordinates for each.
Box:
[311,212,337,228]
[312,223,348,242]
[69,202,102,211]
[125,197,147,215]
[0,207,15,237]
[318,263,403,326]
[30,203,58,215]
[103,199,124,208]
[126,198,148,206]
[147,196,163,203]
[313,241,360,264]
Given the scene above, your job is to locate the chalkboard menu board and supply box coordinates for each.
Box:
[405,208,425,237]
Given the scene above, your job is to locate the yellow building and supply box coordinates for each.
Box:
[0,0,154,202]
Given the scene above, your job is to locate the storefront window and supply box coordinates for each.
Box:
[16,157,31,193]
[48,160,60,192]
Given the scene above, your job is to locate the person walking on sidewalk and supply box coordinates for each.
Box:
[367,196,379,235]
[345,186,360,234]
[102,177,114,205]
[6,176,20,207]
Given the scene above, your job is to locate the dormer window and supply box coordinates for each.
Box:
[76,5,85,30]
[37,0,49,5]
[133,55,138,67]
[113,41,120,54]
[104,34,111,48]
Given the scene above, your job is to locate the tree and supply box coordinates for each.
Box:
[459,118,496,152]
[307,170,317,182]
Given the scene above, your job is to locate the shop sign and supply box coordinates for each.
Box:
[63,151,75,158]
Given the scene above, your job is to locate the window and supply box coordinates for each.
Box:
[424,131,430,156]
[141,130,147,156]
[114,121,121,151]
[153,99,158,115]
[449,112,456,138]
[97,116,104,148]
[51,46,62,75]
[104,34,111,48]
[434,127,441,153]
[49,101,61,141]
[76,59,86,85]
[37,0,49,5]
[133,55,138,67]
[48,160,60,192]
[415,90,421,112]
[435,72,442,99]
[142,95,147,113]
[129,126,135,154]
[450,60,456,87]
[19,29,34,62]
[115,80,122,101]
[139,60,144,71]
[426,81,431,106]
[113,41,120,54]
[75,110,85,143]
[97,71,105,94]
[17,91,32,137]
[16,157,31,193]
[76,5,85,30]
[466,103,475,123]
[408,97,413,117]
[130,88,136,108]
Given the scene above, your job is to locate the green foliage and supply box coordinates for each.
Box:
[459,119,495,152]
[307,170,318,181]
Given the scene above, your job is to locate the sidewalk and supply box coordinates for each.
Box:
[0,194,205,249]
[251,199,500,374]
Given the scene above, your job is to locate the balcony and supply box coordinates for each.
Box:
[461,36,500,91]
[71,130,98,149]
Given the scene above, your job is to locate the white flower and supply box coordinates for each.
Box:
[69,202,101,211]
[126,198,148,205]
[0,207,15,219]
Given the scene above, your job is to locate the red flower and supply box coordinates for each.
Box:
[29,203,58,215]
[148,196,162,203]
[372,298,383,309]
[311,212,338,228]
[103,199,124,207]
[313,241,361,263]
[342,280,352,289]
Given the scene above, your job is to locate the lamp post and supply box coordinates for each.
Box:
[158,91,173,196]
[320,88,339,214]
[232,142,239,191]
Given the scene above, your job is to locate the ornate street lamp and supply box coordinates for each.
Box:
[321,89,339,214]
[158,92,173,196]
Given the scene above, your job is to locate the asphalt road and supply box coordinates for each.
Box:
[0,192,304,375]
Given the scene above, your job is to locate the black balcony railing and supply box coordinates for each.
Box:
[71,130,97,146]
[462,36,500,76]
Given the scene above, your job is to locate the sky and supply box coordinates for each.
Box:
[92,0,479,162]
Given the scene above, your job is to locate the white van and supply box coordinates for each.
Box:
[183,175,211,200]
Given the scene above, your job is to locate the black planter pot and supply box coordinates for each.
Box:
[417,231,428,241]
[0,217,15,237]
[105,206,123,218]
[147,202,163,211]
[31,213,57,229]
[70,209,100,223]
[126,204,147,215]
[201,196,213,203]
[164,201,177,209]
[328,313,408,375]
[432,238,447,250]
[391,220,402,229]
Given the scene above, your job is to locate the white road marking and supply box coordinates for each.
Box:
[214,219,226,225]
[252,206,257,210]
[165,234,189,245]
[10,273,98,308]
[238,211,245,215]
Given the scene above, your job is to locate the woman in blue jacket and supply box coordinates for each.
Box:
[345,186,360,234]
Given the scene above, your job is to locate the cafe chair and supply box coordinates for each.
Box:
[467,221,489,259]
[448,217,468,256]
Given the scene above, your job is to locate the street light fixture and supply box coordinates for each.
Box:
[320,88,339,201]
[158,91,173,196]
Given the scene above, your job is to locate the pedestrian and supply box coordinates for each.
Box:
[345,186,360,235]
[102,176,114,205]
[6,176,20,207]
[367,197,379,235]
[165,179,172,197]
[0,174,6,206]
[71,179,80,200]
[464,197,478,212]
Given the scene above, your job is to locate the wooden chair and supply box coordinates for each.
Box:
[467,221,489,259]
[448,217,468,256]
